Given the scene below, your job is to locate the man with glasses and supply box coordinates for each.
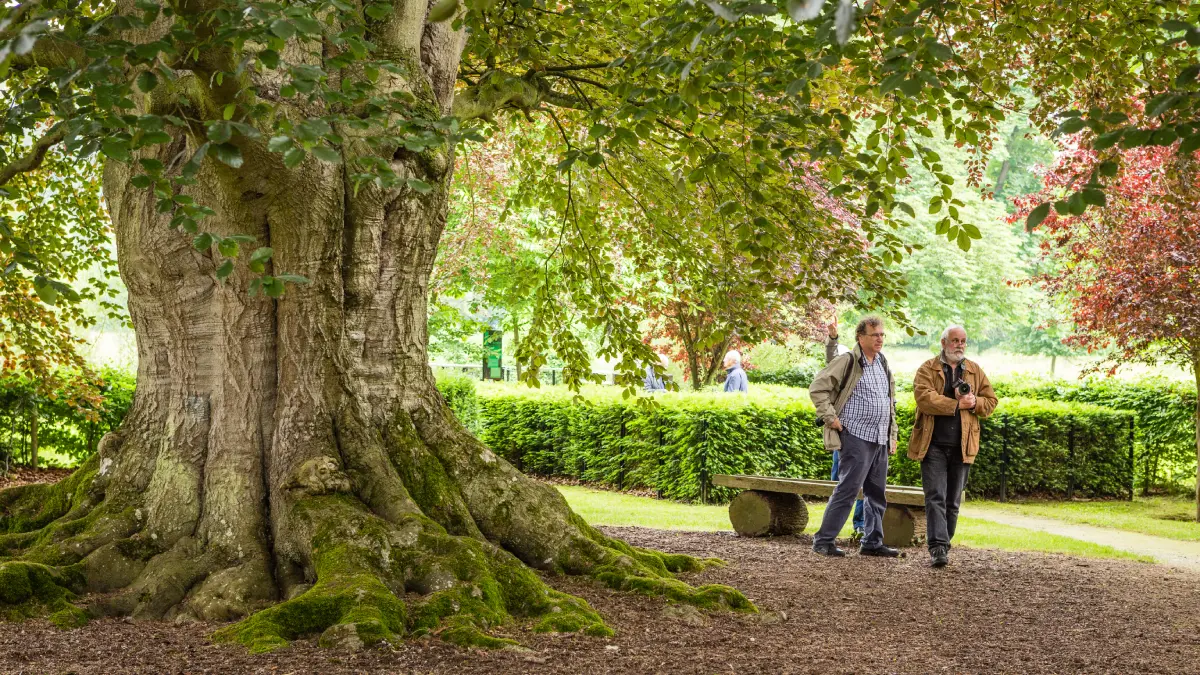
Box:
[824,319,864,538]
[810,316,899,558]
[908,325,997,567]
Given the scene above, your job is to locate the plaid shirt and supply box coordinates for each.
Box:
[841,353,892,445]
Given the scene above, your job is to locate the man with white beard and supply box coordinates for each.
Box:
[908,326,997,567]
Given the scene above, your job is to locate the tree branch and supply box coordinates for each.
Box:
[0,124,65,188]
[452,72,585,120]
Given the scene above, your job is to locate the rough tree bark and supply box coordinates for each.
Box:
[0,0,750,651]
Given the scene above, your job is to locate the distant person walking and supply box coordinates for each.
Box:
[722,349,749,393]
[644,353,670,392]
[824,319,864,538]
[809,316,899,558]
[909,325,997,567]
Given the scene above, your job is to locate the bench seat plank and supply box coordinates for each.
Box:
[712,474,926,507]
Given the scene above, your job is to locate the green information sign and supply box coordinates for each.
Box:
[482,329,502,380]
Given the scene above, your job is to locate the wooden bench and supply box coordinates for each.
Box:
[712,474,927,548]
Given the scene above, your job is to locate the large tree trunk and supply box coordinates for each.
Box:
[0,21,749,649]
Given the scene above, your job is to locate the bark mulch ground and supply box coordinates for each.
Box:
[0,468,75,491]
[1,527,1198,674]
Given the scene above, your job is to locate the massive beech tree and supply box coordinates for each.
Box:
[1,0,1198,652]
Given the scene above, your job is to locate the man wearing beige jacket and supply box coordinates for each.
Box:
[810,316,899,558]
[909,325,998,567]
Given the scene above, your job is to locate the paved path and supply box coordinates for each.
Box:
[963,507,1200,572]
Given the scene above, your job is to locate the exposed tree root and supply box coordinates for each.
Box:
[0,408,753,652]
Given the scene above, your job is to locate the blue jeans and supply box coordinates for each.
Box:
[831,449,865,531]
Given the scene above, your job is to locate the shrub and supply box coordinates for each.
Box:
[0,368,135,466]
[744,363,820,389]
[991,375,1196,495]
[435,371,481,434]
[0,369,480,467]
[478,384,1135,502]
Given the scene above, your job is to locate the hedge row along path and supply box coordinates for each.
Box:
[0,526,1198,673]
[964,507,1200,572]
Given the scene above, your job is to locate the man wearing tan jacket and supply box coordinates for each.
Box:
[909,326,998,567]
[810,316,899,558]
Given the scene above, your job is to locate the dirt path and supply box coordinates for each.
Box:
[964,507,1200,572]
[1,527,1198,674]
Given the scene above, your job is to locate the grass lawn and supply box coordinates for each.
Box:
[970,496,1200,543]
[557,485,1153,562]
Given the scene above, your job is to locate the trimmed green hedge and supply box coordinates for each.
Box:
[1,369,479,467]
[478,383,1136,502]
[991,376,1196,494]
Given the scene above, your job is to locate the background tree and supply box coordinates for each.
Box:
[1015,143,1200,520]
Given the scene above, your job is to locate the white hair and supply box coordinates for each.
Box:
[941,325,966,341]
[723,349,742,366]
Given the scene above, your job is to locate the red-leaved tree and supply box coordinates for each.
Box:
[1014,144,1200,519]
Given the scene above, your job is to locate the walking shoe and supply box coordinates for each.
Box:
[858,544,900,558]
[812,543,846,557]
[930,546,949,568]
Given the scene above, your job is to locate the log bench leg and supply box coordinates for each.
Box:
[882,504,925,548]
[728,490,809,537]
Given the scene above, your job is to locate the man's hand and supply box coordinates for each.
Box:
[826,320,838,339]
[828,417,843,431]
[957,392,977,410]
[889,439,897,455]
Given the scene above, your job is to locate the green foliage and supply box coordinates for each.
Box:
[434,371,481,435]
[0,367,133,466]
[991,375,1197,494]
[478,384,1135,502]
[744,364,820,389]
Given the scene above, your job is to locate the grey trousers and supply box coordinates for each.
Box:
[921,442,972,551]
[814,431,889,549]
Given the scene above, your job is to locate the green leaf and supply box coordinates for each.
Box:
[1146,93,1182,118]
[250,246,274,263]
[961,222,981,238]
[1067,192,1086,216]
[136,70,158,93]
[365,3,392,19]
[283,147,306,168]
[310,145,341,163]
[407,178,433,194]
[1097,160,1119,178]
[1055,117,1086,135]
[927,42,953,61]
[259,49,280,69]
[211,143,243,168]
[1179,134,1200,154]
[956,230,971,252]
[32,276,57,305]
[703,0,737,22]
[268,136,293,152]
[270,19,295,39]
[1081,189,1106,207]
[1093,129,1124,150]
[223,104,236,121]
[101,139,131,162]
[207,121,233,144]
[193,233,214,250]
[215,260,234,280]
[218,239,239,257]
[427,0,460,23]
[130,175,153,189]
[1025,202,1051,229]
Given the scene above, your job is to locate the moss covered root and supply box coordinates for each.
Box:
[215,495,610,653]
[0,561,88,627]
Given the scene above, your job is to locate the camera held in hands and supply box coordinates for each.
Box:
[955,379,971,396]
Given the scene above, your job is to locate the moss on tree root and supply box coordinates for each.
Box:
[0,561,88,628]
